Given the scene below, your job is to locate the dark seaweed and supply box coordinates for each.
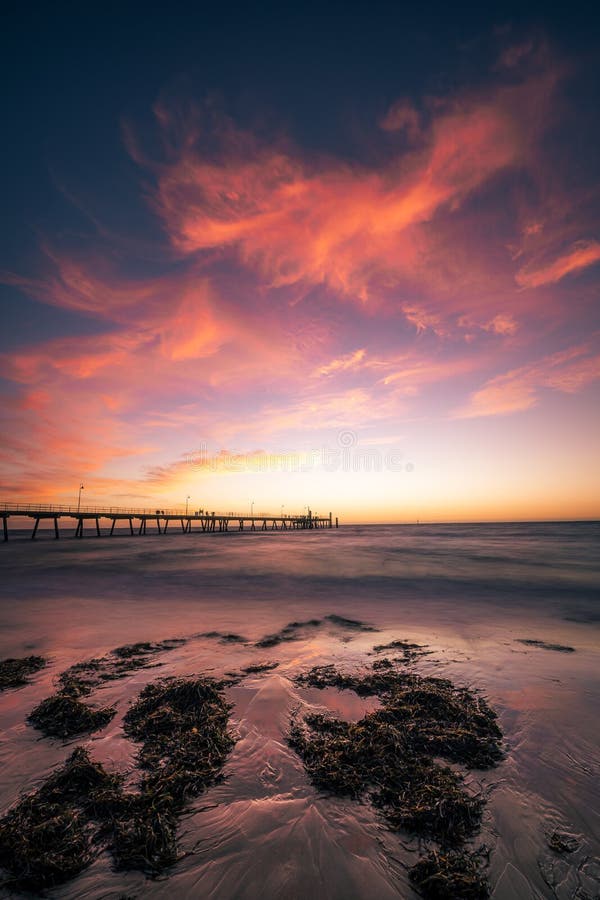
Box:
[372,639,431,663]
[200,632,249,644]
[547,829,580,853]
[255,615,374,648]
[255,618,322,648]
[516,639,575,653]
[0,748,122,890]
[324,614,377,631]
[28,639,186,738]
[290,661,502,896]
[0,676,235,887]
[409,848,490,899]
[241,661,280,674]
[113,638,184,658]
[0,655,47,691]
[28,694,116,739]
[295,664,502,769]
[116,676,235,870]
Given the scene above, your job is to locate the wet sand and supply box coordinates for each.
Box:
[0,524,598,898]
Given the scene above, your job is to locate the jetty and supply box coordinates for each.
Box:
[1,503,338,541]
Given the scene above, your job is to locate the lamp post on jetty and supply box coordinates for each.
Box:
[251,500,254,516]
[77,483,84,513]
[185,495,191,516]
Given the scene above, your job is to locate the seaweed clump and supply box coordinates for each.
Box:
[324,614,377,631]
[28,693,116,739]
[114,676,235,872]
[0,655,47,691]
[241,661,280,674]
[0,676,235,887]
[200,631,249,644]
[0,747,122,890]
[547,829,580,853]
[113,639,185,659]
[291,661,502,896]
[124,677,234,802]
[373,638,431,663]
[254,615,376,649]
[409,849,490,899]
[256,619,322,648]
[28,639,185,739]
[61,638,186,696]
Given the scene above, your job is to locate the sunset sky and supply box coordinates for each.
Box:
[1,5,599,522]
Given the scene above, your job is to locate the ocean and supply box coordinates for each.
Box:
[0,522,599,898]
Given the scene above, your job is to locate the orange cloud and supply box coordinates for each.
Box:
[516,240,600,288]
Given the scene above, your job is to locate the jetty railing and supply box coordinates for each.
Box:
[1,502,284,517]
[1,503,339,541]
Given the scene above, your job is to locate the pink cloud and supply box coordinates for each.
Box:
[143,67,560,320]
[516,240,600,288]
[483,315,518,336]
[317,349,366,376]
[402,305,448,336]
[455,343,600,418]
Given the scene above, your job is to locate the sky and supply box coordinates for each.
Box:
[1,3,599,522]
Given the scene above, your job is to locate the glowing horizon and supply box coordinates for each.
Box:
[1,31,599,523]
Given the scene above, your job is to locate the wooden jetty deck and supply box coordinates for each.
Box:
[1,504,338,541]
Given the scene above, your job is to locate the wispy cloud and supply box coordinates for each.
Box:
[142,63,560,320]
[317,349,366,376]
[455,343,600,418]
[516,240,600,288]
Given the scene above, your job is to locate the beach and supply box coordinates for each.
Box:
[0,522,599,898]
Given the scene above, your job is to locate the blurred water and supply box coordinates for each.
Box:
[2,520,599,601]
